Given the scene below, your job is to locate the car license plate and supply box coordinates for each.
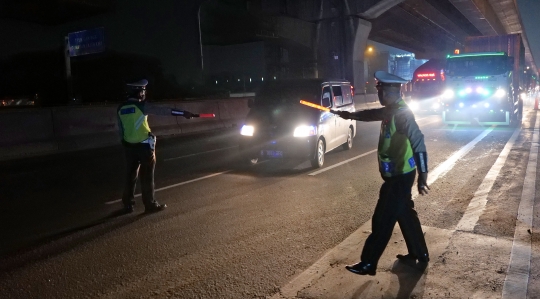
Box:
[265,150,283,158]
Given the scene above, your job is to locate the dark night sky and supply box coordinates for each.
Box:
[0,0,538,85]
[0,0,205,84]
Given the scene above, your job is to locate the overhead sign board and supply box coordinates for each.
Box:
[68,27,105,57]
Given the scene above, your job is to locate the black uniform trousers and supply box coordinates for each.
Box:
[360,171,428,265]
[122,142,157,208]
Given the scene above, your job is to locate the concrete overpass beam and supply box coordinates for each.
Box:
[449,0,506,36]
[352,19,372,93]
[359,0,405,19]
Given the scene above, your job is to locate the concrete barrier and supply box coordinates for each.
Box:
[218,98,251,128]
[0,98,251,161]
[0,109,58,158]
[52,106,119,151]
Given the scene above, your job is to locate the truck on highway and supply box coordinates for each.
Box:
[442,34,525,126]
[408,59,446,114]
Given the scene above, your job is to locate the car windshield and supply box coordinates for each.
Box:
[446,55,508,76]
[255,81,321,106]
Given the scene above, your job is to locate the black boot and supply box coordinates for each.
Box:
[145,203,167,213]
[345,262,376,276]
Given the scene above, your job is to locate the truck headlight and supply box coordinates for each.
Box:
[293,125,317,137]
[442,89,454,99]
[495,89,506,98]
[240,125,255,136]
[409,101,419,111]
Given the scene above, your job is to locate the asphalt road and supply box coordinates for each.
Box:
[0,107,538,298]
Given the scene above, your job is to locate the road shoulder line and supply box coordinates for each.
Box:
[502,112,538,298]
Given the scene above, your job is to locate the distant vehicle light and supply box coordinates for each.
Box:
[409,101,419,111]
[443,89,454,99]
[432,103,440,109]
[465,87,472,93]
[495,89,506,98]
[476,87,484,93]
[417,73,435,78]
[459,103,464,108]
[240,125,255,136]
[293,125,317,137]
[484,103,490,108]
[520,93,527,100]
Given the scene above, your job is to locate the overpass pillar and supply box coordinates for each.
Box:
[350,19,372,94]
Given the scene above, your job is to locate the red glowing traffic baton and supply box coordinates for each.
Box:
[194,113,216,118]
[299,100,330,112]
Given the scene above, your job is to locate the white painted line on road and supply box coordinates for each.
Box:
[164,146,238,161]
[503,113,538,298]
[308,149,377,176]
[271,127,495,298]
[105,171,232,205]
[456,127,520,231]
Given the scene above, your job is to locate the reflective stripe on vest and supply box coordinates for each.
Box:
[378,100,416,177]
[118,104,151,143]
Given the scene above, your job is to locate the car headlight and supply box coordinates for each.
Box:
[520,92,527,100]
[495,89,506,98]
[293,125,317,137]
[409,101,419,111]
[432,102,440,109]
[240,125,254,136]
[442,89,454,99]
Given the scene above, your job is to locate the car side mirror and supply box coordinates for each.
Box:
[321,97,331,108]
[247,98,254,108]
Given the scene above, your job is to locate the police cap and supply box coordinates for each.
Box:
[126,79,148,90]
[374,71,407,84]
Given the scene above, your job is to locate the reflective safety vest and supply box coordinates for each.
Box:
[117,101,151,143]
[378,100,416,177]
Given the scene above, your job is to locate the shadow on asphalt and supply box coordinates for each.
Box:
[0,209,152,273]
[390,259,428,298]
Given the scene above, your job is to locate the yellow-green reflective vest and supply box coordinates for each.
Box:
[117,102,151,143]
[378,100,416,177]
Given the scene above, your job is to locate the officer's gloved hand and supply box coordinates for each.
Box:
[417,172,430,195]
[183,111,193,119]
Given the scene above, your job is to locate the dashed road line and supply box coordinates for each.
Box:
[164,146,238,161]
[105,171,231,205]
[456,127,520,231]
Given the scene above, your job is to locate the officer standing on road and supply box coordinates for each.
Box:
[117,79,194,214]
[333,71,430,276]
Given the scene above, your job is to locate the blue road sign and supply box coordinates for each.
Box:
[68,28,105,57]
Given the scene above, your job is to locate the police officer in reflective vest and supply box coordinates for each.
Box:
[117,79,193,214]
[333,71,430,275]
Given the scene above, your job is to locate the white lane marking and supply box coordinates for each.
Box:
[308,149,377,176]
[502,114,537,298]
[164,146,238,161]
[309,118,440,176]
[105,171,231,205]
[271,127,494,297]
[456,127,520,231]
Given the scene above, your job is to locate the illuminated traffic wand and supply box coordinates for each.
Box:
[193,113,216,118]
[299,100,331,112]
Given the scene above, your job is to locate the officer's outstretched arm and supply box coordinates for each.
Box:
[172,109,193,119]
[332,108,384,121]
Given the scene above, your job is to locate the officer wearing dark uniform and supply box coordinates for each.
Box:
[118,79,193,214]
[333,71,430,276]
